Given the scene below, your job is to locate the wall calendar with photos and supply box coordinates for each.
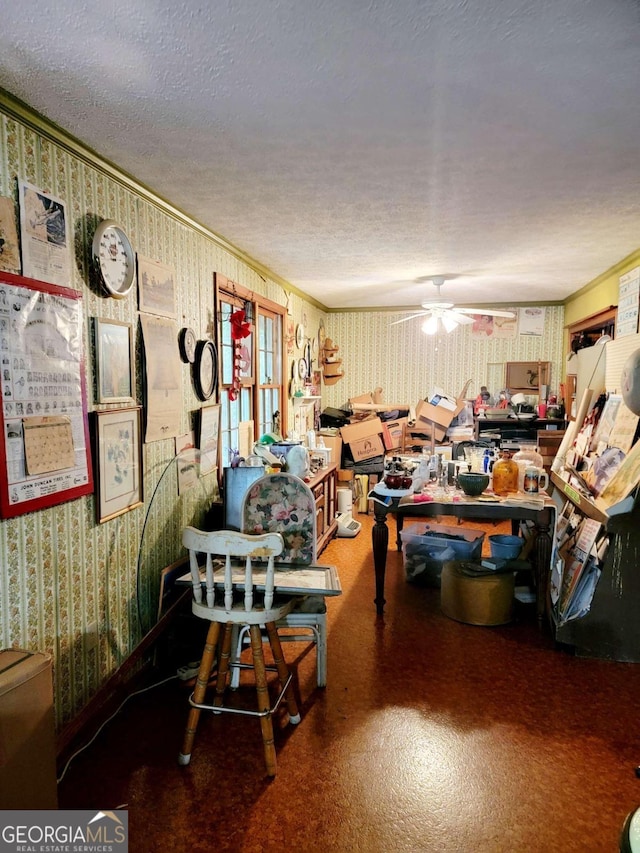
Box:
[0,271,93,518]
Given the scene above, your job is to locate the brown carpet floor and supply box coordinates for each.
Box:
[58,513,640,852]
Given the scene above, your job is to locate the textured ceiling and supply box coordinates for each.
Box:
[1,0,639,310]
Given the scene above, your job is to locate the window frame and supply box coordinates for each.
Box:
[214,274,286,465]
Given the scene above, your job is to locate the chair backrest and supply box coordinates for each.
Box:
[182,527,284,612]
[241,472,317,564]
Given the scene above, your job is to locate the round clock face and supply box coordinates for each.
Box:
[298,357,308,381]
[179,327,197,363]
[92,220,136,298]
[193,339,218,401]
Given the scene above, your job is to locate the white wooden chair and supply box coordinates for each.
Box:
[232,472,329,689]
[177,528,301,777]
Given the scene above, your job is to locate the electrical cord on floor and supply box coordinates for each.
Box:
[57,673,178,785]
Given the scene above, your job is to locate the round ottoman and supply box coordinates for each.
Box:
[440,561,515,626]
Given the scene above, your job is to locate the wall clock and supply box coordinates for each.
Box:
[179,327,197,363]
[193,339,218,401]
[92,219,136,299]
[298,357,309,381]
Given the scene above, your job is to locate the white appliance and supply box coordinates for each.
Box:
[337,487,353,514]
[336,511,361,538]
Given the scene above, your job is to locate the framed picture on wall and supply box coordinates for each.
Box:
[137,254,177,318]
[198,403,221,476]
[506,361,550,392]
[94,406,143,523]
[95,318,135,404]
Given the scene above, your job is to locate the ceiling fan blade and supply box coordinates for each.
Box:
[390,311,431,326]
[446,312,475,325]
[455,308,516,318]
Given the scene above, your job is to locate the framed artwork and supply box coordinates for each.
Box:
[198,405,220,474]
[198,403,220,475]
[95,318,135,404]
[94,406,143,523]
[137,254,177,319]
[506,361,550,392]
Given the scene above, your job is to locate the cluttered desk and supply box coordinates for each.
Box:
[369,487,555,620]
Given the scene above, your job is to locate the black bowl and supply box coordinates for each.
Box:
[457,472,490,496]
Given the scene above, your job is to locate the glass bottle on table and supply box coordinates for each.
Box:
[512,444,543,491]
[492,450,519,495]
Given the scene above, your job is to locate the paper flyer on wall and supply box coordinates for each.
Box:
[18,180,71,287]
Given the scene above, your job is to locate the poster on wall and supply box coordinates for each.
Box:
[616,267,640,338]
[18,180,71,287]
[518,307,545,336]
[139,313,181,442]
[0,271,93,518]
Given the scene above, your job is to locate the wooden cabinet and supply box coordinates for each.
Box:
[550,471,640,662]
[308,464,338,555]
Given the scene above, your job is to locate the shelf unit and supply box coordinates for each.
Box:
[550,470,640,662]
[293,395,321,404]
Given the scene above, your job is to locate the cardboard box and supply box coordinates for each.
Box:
[317,432,343,466]
[340,416,383,445]
[382,417,408,450]
[416,394,465,431]
[349,434,385,462]
[406,419,448,444]
[340,417,384,462]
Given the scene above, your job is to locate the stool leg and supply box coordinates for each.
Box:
[178,621,220,765]
[249,623,277,776]
[265,621,300,724]
[214,623,233,709]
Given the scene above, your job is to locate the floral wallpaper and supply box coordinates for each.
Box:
[0,106,310,734]
[320,308,565,411]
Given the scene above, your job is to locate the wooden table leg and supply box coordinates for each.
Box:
[372,501,390,615]
[533,511,553,623]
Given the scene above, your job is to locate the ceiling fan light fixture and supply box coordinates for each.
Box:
[422,316,439,335]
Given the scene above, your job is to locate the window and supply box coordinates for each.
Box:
[257,308,282,439]
[216,276,285,468]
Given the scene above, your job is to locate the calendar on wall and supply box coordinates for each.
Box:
[0,271,93,518]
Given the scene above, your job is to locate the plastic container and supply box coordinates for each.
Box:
[488,534,523,560]
[401,522,485,586]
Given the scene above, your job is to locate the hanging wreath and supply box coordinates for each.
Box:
[228,308,251,401]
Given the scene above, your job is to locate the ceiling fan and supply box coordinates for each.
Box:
[391,275,515,334]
